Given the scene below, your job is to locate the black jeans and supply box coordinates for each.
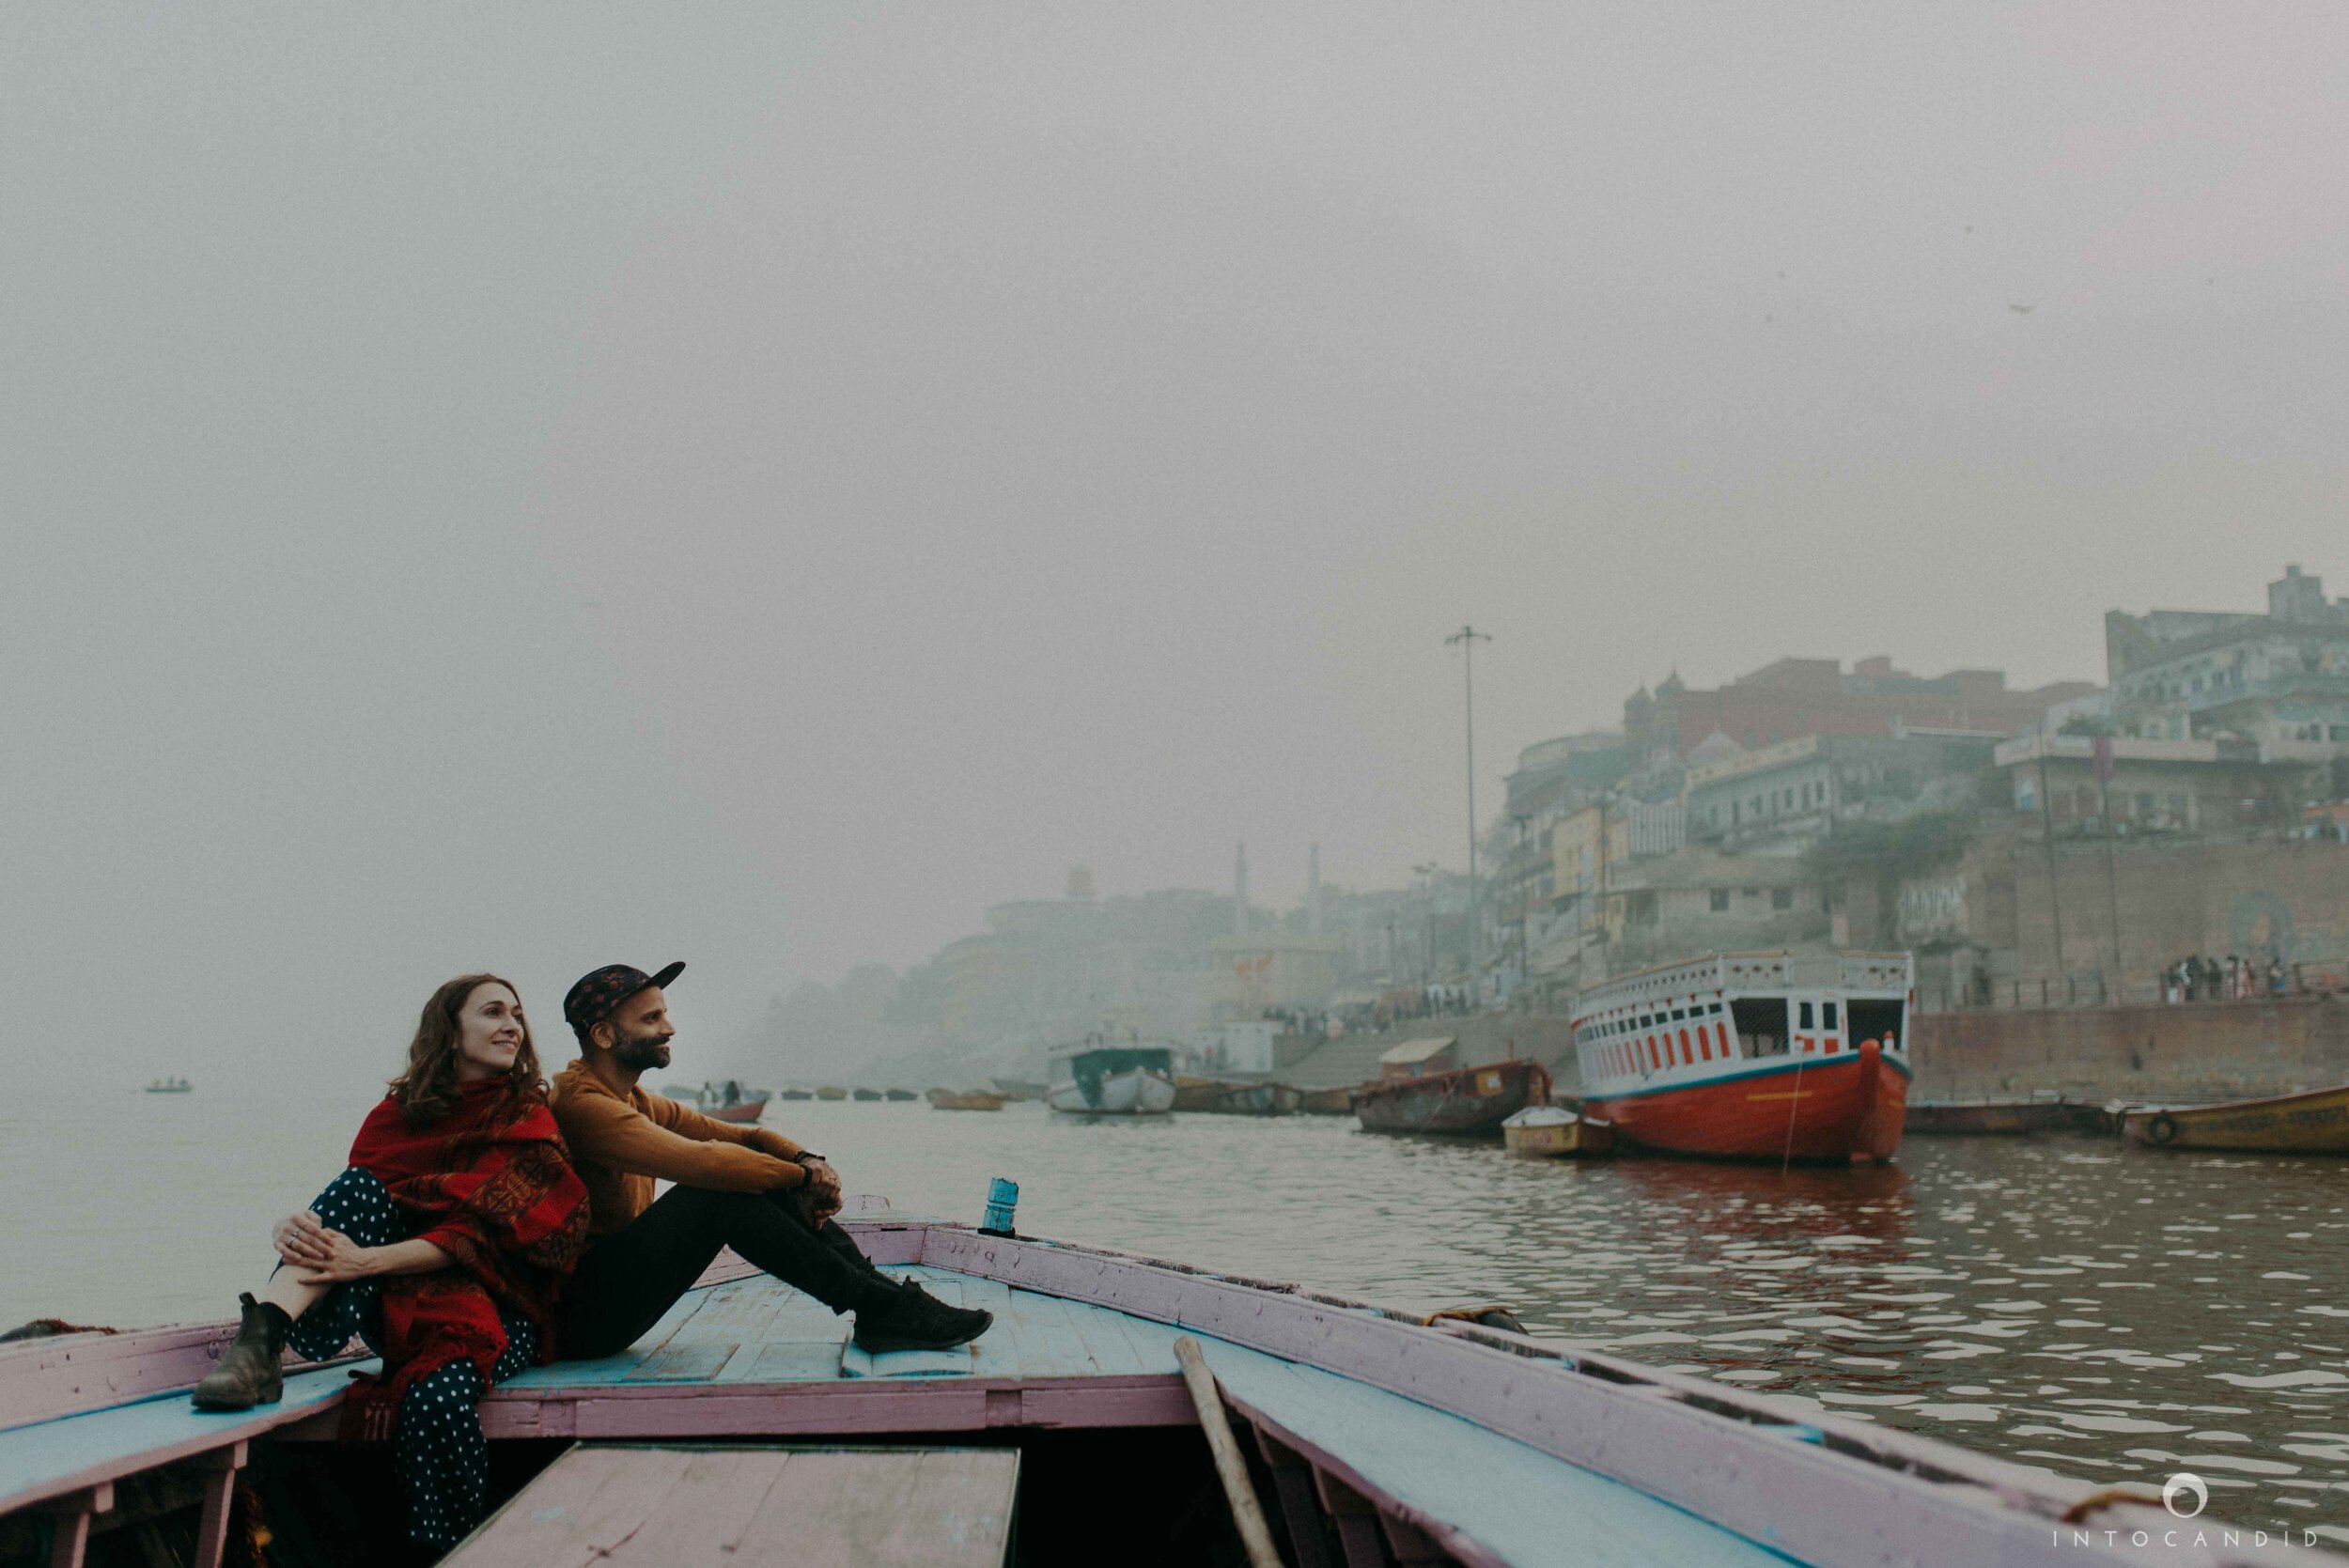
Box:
[558,1185,901,1360]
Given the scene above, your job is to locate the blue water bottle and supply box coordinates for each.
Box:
[980,1176,1019,1236]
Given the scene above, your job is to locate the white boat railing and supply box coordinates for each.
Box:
[1574,949,1915,1018]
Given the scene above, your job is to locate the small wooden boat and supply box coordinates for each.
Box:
[1173,1078,1302,1115]
[1502,1105,1613,1157]
[1352,1059,1551,1137]
[692,1081,770,1124]
[1047,1045,1176,1115]
[776,1088,815,1101]
[882,1088,918,1103]
[2121,1082,2349,1152]
[926,1089,1006,1111]
[815,1086,848,1101]
[2,1203,2264,1568]
[1205,1081,1302,1117]
[1171,1074,1227,1111]
[1905,1097,2071,1136]
[1295,1084,1356,1115]
[850,1087,883,1103]
[142,1078,192,1094]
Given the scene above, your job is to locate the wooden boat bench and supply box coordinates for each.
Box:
[441,1443,1020,1567]
[0,1360,360,1568]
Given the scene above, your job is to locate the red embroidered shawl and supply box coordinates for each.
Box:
[347,1078,589,1401]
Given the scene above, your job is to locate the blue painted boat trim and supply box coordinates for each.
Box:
[1588,1048,1910,1104]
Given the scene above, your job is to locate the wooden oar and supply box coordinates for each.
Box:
[1173,1336,1283,1568]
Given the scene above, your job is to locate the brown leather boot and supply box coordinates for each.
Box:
[191,1293,290,1410]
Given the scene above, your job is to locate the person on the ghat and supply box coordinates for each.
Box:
[190,974,590,1560]
[547,962,992,1359]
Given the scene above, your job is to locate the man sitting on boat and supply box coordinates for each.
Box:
[548,961,992,1358]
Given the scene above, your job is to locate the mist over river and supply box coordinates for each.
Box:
[10,1086,2349,1540]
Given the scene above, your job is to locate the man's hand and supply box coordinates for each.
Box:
[799,1157,843,1223]
[273,1209,334,1269]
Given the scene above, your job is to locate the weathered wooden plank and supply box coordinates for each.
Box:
[446,1445,1017,1568]
[621,1343,739,1383]
[993,1291,1097,1382]
[0,1366,353,1516]
[0,1324,362,1433]
[449,1442,698,1565]
[739,1449,1017,1568]
[741,1339,847,1382]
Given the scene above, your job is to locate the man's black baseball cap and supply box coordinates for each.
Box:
[563,961,685,1033]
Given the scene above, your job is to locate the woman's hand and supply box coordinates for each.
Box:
[289,1228,381,1285]
[273,1209,334,1269]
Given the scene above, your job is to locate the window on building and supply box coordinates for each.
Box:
[1823,1001,1839,1031]
[1710,889,1730,911]
[1772,887,1793,910]
[1742,887,1760,899]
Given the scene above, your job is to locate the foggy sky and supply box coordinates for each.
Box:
[6,6,2345,1079]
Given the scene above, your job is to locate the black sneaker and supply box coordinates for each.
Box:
[852,1282,994,1354]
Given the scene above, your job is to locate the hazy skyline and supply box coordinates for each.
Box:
[6,6,2344,1074]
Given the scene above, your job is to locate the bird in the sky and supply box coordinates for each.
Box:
[2009,303,2033,315]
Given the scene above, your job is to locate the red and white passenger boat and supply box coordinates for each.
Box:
[1572,951,1912,1163]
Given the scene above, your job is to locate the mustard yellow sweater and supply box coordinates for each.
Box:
[549,1060,806,1237]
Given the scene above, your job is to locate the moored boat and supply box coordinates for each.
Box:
[988,1078,1044,1102]
[1572,951,1911,1164]
[1174,1077,1302,1115]
[0,1203,2258,1567]
[1502,1105,1612,1157]
[2121,1081,2349,1152]
[850,1087,883,1102]
[882,1088,918,1102]
[1047,1044,1176,1115]
[815,1086,848,1101]
[1906,1097,2071,1136]
[926,1088,1006,1111]
[143,1077,192,1094]
[1295,1084,1355,1115]
[776,1087,815,1101]
[1202,1081,1301,1116]
[1351,1059,1550,1137]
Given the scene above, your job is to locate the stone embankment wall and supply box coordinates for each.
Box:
[1910,996,2349,1101]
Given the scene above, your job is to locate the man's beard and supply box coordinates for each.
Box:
[614,1032,672,1072]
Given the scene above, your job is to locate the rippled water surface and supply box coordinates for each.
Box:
[8,1086,2349,1537]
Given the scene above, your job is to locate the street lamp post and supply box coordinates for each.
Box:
[1446,626,1491,1001]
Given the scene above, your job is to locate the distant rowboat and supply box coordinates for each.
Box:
[850,1088,883,1103]
[926,1089,1005,1111]
[1502,1105,1611,1158]
[1351,1060,1550,1138]
[2121,1082,2349,1153]
[815,1086,848,1102]
[143,1078,192,1094]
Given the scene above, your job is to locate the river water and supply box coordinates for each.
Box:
[8,1086,2348,1541]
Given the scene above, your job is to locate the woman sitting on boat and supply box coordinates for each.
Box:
[191,973,590,1556]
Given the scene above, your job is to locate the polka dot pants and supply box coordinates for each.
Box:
[282,1168,537,1552]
